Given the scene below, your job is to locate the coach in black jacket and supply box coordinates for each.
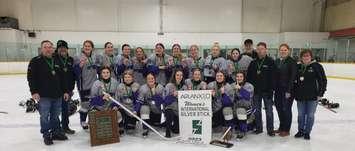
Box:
[274,44,297,137]
[55,40,76,134]
[27,40,69,145]
[294,49,327,140]
[246,42,276,136]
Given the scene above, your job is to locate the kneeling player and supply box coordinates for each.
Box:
[89,66,122,130]
[164,69,185,138]
[207,71,235,133]
[116,70,140,134]
[137,73,165,137]
[231,71,255,139]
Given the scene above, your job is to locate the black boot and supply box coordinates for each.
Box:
[304,133,310,140]
[43,133,53,145]
[165,128,171,138]
[52,131,68,141]
[267,131,275,137]
[294,131,304,138]
[63,127,75,134]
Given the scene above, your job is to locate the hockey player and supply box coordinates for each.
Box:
[231,71,254,139]
[115,70,140,134]
[89,66,121,132]
[169,44,188,77]
[147,43,173,86]
[226,48,253,83]
[73,40,100,130]
[98,42,117,79]
[136,73,165,137]
[203,42,228,83]
[185,45,205,79]
[207,71,235,132]
[115,44,133,82]
[183,68,207,90]
[164,69,185,138]
[132,47,148,85]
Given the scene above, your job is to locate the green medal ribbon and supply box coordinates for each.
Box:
[125,85,132,97]
[59,57,68,72]
[256,57,265,74]
[44,57,55,75]
[103,81,111,93]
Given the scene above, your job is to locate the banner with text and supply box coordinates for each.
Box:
[178,90,212,145]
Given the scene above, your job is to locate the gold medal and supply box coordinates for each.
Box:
[300,76,304,81]
[51,70,56,75]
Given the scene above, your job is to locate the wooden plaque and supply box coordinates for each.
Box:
[88,110,120,146]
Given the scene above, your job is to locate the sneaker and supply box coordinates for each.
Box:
[63,127,75,134]
[294,131,304,138]
[304,133,310,140]
[81,122,89,130]
[52,132,68,141]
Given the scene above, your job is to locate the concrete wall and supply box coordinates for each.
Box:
[324,0,355,31]
[0,0,323,32]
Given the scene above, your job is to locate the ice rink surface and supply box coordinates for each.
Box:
[0,75,354,151]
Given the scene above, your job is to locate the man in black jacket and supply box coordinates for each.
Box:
[246,42,276,136]
[55,40,76,134]
[274,44,297,137]
[27,40,70,145]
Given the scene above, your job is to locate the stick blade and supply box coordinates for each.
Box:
[210,140,233,148]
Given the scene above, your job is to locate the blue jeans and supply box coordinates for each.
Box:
[61,98,69,129]
[38,97,62,138]
[297,100,318,134]
[274,89,294,132]
[253,93,274,132]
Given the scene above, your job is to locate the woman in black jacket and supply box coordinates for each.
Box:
[274,44,297,137]
[294,49,327,140]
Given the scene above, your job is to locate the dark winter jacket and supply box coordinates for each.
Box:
[55,54,75,93]
[294,61,327,101]
[246,55,276,94]
[27,55,67,98]
[274,56,297,93]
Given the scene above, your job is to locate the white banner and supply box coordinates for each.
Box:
[178,90,212,145]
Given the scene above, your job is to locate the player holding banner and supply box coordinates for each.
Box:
[164,69,185,138]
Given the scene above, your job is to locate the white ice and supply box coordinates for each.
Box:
[0,75,354,151]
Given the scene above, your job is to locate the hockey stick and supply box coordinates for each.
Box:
[318,102,337,113]
[103,92,178,141]
[210,126,233,148]
[0,111,8,114]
